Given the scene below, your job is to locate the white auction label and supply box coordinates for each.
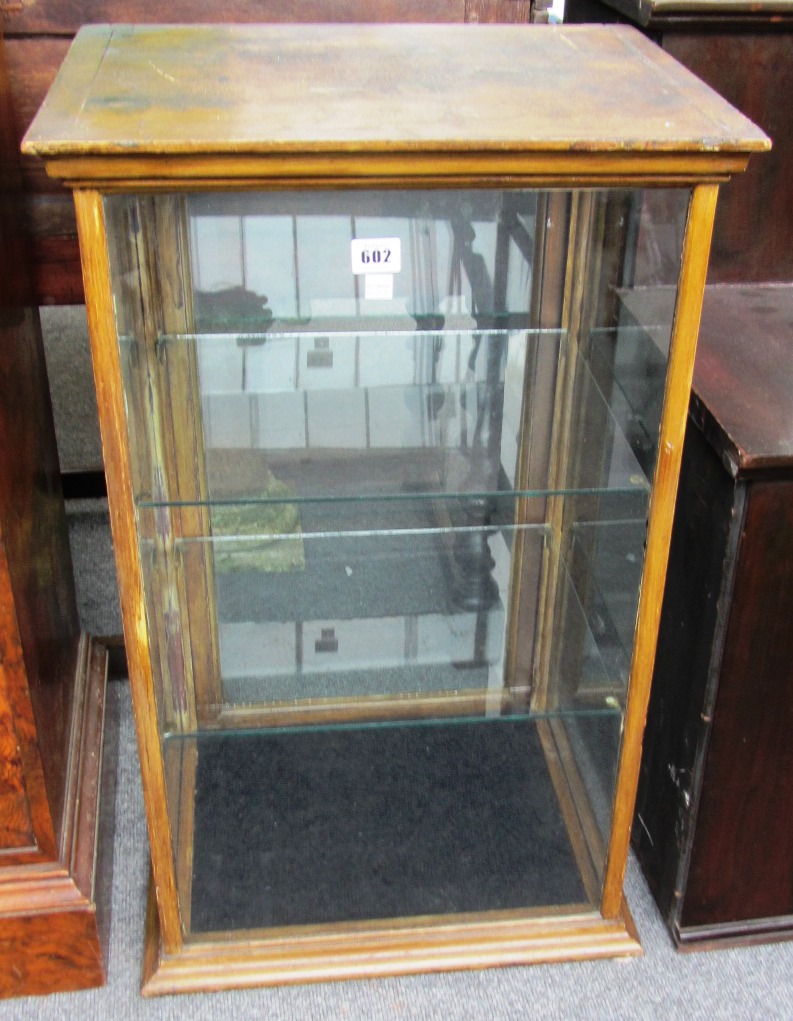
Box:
[364,273,394,301]
[351,237,401,275]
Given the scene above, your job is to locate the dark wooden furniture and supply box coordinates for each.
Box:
[633,283,793,947]
[0,33,114,998]
[563,0,793,285]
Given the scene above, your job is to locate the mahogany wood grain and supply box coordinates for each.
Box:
[3,0,469,36]
[691,284,793,474]
[3,36,76,305]
[663,32,793,284]
[0,638,113,998]
[0,29,75,865]
[632,423,732,928]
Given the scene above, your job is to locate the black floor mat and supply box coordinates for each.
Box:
[188,718,588,933]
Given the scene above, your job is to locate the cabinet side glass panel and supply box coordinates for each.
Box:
[537,189,690,855]
[103,187,687,939]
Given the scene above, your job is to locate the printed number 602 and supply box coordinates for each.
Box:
[351,237,402,275]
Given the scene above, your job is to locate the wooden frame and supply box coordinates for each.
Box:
[24,23,766,994]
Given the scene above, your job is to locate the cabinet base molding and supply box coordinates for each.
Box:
[675,917,793,952]
[0,637,114,999]
[140,881,641,996]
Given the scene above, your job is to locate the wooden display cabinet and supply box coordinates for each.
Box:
[23,23,766,993]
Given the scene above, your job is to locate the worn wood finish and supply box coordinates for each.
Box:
[632,423,734,925]
[23,26,767,170]
[633,282,793,946]
[31,23,765,991]
[13,21,767,300]
[141,888,641,995]
[682,479,793,930]
[690,284,793,473]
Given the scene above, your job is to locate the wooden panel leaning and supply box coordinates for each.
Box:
[24,23,767,994]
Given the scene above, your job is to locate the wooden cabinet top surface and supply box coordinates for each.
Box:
[23,23,767,176]
[692,284,793,476]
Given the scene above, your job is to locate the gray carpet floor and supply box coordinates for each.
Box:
[5,638,793,1019]
[5,308,789,1018]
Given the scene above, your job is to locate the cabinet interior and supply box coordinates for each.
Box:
[104,185,686,939]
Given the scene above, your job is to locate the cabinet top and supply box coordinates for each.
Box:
[23,24,768,185]
[693,285,793,476]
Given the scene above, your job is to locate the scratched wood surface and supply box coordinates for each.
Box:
[691,284,793,474]
[24,24,768,165]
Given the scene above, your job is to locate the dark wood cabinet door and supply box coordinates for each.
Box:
[682,479,793,929]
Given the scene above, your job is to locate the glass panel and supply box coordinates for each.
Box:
[104,186,689,939]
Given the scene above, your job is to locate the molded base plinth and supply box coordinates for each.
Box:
[141,880,641,996]
[0,637,114,998]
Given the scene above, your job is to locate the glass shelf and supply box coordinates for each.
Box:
[143,514,639,732]
[129,326,652,510]
[136,483,649,514]
[588,321,670,477]
[146,517,537,719]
